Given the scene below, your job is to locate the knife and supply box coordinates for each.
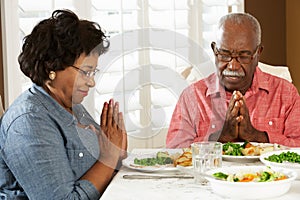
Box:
[123,174,194,179]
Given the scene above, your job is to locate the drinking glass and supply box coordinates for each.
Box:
[191,141,222,185]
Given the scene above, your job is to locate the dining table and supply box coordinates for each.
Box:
[100,148,300,200]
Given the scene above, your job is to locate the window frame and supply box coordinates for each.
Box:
[1,0,244,149]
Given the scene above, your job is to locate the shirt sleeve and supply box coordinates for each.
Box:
[166,87,199,148]
[1,112,101,200]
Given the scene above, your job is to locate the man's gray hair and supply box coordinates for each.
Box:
[218,13,262,46]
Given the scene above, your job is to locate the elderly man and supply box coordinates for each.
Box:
[166,13,300,148]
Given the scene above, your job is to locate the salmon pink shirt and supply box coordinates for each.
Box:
[166,67,300,148]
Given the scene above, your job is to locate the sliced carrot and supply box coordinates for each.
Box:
[239,174,255,182]
[244,142,254,148]
[275,176,287,181]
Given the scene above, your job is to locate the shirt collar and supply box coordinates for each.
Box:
[205,73,221,97]
[32,84,76,125]
[251,66,270,92]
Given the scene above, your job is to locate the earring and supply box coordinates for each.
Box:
[49,71,56,80]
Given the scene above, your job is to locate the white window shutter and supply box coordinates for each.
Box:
[3,0,244,150]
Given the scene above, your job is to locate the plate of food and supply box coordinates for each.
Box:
[260,149,300,179]
[222,141,288,163]
[205,166,297,199]
[122,148,192,172]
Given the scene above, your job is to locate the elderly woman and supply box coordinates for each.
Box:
[0,9,127,199]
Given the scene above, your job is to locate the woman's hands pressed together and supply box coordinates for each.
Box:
[99,99,128,168]
[80,100,128,193]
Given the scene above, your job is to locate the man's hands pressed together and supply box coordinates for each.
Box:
[210,90,269,143]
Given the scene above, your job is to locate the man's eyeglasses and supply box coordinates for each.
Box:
[211,42,260,64]
[70,65,99,79]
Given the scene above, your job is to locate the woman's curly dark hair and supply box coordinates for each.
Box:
[18,9,109,86]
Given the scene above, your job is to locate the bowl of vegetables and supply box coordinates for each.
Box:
[205,166,297,199]
[260,149,300,179]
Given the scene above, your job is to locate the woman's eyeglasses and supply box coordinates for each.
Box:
[70,65,99,79]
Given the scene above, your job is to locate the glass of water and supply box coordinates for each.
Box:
[191,141,222,185]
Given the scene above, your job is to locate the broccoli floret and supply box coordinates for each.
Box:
[213,172,228,180]
[241,141,249,148]
[156,151,170,158]
[233,178,239,182]
[259,172,271,182]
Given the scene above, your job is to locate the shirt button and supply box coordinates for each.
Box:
[211,124,216,129]
[79,152,84,157]
[268,121,273,126]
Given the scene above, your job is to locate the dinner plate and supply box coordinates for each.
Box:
[222,142,287,163]
[122,149,182,172]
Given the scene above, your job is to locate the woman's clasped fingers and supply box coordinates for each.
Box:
[106,99,114,126]
[112,101,119,127]
[100,102,108,129]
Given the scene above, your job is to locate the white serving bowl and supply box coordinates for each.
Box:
[205,166,297,200]
[260,149,300,180]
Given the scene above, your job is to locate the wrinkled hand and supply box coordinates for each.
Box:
[98,99,127,168]
[219,90,242,142]
[218,91,268,143]
[236,93,256,140]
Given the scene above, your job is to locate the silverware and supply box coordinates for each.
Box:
[123,173,224,180]
[123,174,194,179]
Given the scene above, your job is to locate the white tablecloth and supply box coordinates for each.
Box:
[100,149,300,200]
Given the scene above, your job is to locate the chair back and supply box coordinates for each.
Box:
[0,95,4,117]
[258,62,292,82]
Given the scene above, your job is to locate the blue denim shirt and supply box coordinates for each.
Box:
[0,84,101,199]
